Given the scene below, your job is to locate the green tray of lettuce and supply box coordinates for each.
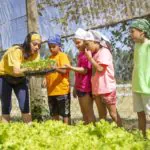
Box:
[21,59,56,76]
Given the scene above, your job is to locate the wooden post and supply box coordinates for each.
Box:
[26,0,46,121]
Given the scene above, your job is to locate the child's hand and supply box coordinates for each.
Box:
[51,66,57,69]
[51,63,58,69]
[73,88,77,98]
[85,49,92,61]
[64,64,72,69]
[42,78,47,88]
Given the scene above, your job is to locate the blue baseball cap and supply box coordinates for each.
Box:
[48,34,61,47]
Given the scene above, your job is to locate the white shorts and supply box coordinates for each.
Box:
[133,92,150,115]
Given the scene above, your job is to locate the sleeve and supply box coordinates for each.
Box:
[81,57,92,70]
[96,48,111,66]
[7,48,22,68]
[59,53,70,67]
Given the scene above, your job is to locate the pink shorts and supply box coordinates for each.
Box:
[100,91,116,105]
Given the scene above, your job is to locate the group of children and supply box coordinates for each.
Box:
[44,19,150,138]
[45,28,122,126]
[0,18,150,138]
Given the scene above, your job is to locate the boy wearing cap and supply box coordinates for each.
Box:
[65,28,96,124]
[43,34,71,124]
[130,19,150,137]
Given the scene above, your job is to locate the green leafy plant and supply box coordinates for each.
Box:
[0,120,150,150]
[21,59,56,71]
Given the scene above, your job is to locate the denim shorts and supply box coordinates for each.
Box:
[76,90,92,98]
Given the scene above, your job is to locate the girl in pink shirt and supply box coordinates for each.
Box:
[84,30,122,127]
[65,28,95,124]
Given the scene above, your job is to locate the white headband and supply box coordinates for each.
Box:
[85,30,110,43]
[85,30,111,49]
[90,30,110,43]
[84,31,99,42]
[74,28,87,40]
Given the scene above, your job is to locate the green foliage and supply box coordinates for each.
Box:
[21,59,56,71]
[0,120,149,150]
[37,0,149,33]
[37,0,150,83]
[106,21,134,83]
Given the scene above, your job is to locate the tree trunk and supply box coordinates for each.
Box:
[26,0,47,121]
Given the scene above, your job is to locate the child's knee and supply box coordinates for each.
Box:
[109,111,117,119]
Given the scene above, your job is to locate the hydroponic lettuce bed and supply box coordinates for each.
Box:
[0,120,150,150]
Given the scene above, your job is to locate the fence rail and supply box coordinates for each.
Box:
[0,84,135,120]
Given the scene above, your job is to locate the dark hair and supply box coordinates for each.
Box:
[22,31,39,53]
[12,44,22,47]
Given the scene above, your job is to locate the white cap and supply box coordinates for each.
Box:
[90,30,110,43]
[85,30,110,43]
[84,30,99,42]
[74,28,87,40]
[85,30,111,48]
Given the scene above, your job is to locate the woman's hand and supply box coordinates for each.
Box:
[13,67,25,76]
[13,68,21,74]
[21,68,29,72]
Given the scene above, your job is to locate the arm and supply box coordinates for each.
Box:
[56,53,72,74]
[13,67,27,76]
[88,57,104,72]
[65,64,87,74]
[55,67,67,74]
[8,47,28,76]
[85,49,104,72]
